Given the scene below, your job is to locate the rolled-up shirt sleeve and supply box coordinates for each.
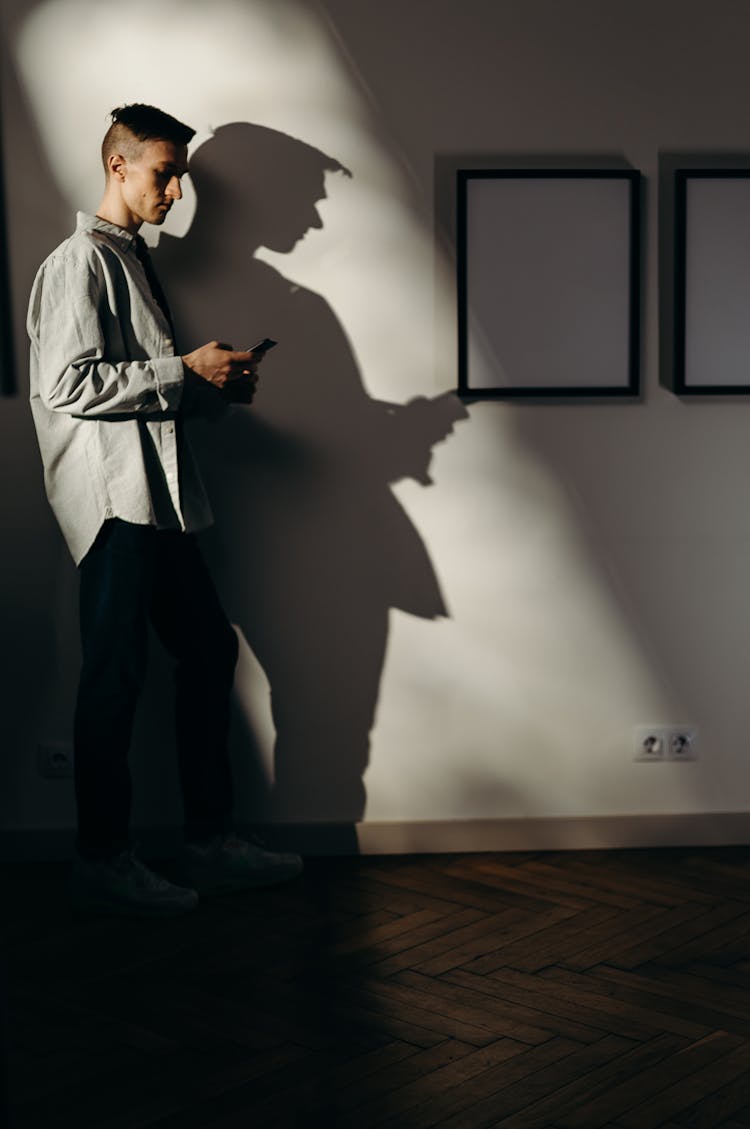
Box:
[29,246,184,418]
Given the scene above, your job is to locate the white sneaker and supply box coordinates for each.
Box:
[179,834,303,894]
[70,850,199,916]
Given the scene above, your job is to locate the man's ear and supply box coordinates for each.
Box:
[108,153,127,182]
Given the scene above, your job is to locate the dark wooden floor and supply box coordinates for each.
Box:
[3,847,750,1128]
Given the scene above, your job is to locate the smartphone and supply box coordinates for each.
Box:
[248,337,278,354]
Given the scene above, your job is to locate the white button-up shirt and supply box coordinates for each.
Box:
[27,212,214,564]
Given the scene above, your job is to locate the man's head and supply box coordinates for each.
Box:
[100,104,195,232]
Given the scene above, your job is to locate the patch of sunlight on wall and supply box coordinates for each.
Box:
[14,0,701,821]
[15,0,433,396]
[233,627,275,788]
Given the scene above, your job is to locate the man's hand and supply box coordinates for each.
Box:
[182,341,258,390]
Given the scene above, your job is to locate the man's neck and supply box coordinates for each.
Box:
[96,196,141,235]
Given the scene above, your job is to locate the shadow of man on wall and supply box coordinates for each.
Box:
[156,123,466,846]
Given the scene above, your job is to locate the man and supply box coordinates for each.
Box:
[27,104,302,915]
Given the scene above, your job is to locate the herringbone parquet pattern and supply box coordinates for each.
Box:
[3,847,750,1128]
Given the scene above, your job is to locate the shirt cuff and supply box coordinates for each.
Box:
[152,356,185,411]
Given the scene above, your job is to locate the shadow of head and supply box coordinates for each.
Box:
[188,122,351,255]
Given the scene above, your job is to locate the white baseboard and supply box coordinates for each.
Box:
[1,812,750,861]
[355,813,750,853]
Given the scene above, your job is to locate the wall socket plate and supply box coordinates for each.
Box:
[633,726,698,762]
[37,741,74,779]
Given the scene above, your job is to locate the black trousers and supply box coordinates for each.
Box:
[74,519,238,859]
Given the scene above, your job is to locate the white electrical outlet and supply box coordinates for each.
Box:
[633,726,667,761]
[633,726,697,762]
[666,728,698,761]
[37,741,74,779]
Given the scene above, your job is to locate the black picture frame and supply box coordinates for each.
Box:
[457,169,641,399]
[673,169,750,395]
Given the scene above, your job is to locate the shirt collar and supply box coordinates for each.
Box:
[76,211,139,251]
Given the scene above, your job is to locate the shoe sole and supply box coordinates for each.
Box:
[186,863,304,896]
[70,896,199,918]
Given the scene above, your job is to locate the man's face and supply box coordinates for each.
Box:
[120,139,188,228]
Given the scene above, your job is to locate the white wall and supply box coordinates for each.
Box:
[2,0,750,844]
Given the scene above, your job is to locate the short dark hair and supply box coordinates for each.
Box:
[101,104,195,171]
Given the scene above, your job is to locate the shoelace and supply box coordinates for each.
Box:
[112,850,169,891]
[222,835,267,857]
